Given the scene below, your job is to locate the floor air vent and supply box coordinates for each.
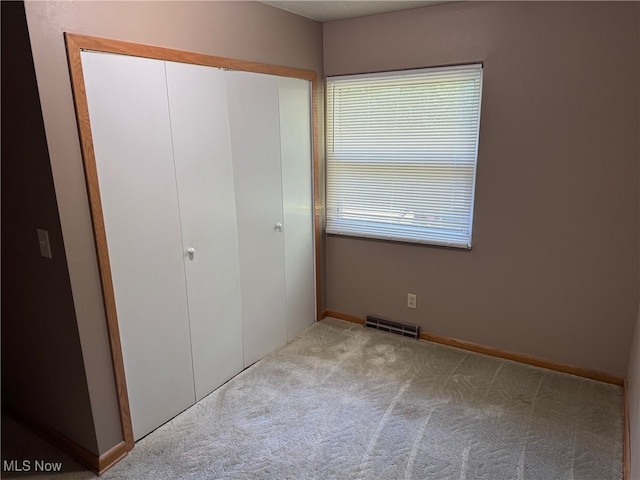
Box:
[365,315,419,339]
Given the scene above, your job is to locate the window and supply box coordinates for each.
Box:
[326,64,483,249]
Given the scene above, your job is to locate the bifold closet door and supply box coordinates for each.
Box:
[81,51,313,440]
[81,52,195,440]
[278,77,315,341]
[227,71,315,365]
[165,62,243,401]
[227,71,288,366]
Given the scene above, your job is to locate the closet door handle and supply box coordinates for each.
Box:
[187,247,195,259]
[275,222,283,232]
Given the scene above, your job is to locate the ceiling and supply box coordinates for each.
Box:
[262,1,453,23]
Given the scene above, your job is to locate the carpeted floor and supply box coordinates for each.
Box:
[2,317,623,479]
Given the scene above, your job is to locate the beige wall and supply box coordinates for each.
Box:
[629,10,640,476]
[629,312,640,479]
[324,1,639,377]
[2,1,98,453]
[24,0,323,455]
[20,0,639,462]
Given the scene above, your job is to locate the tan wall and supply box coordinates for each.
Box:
[629,9,640,476]
[324,1,639,377]
[1,1,98,453]
[24,0,323,455]
[629,312,640,479]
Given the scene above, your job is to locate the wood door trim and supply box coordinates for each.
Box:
[65,32,135,451]
[312,82,322,320]
[65,33,317,82]
[3,409,127,475]
[64,32,322,458]
[624,379,630,479]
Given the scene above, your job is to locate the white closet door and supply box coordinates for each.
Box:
[278,77,316,341]
[165,62,244,401]
[81,52,195,440]
[226,71,287,366]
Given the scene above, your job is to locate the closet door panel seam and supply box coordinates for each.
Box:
[166,61,244,401]
[278,77,316,342]
[226,70,287,367]
[163,60,198,403]
[81,51,196,441]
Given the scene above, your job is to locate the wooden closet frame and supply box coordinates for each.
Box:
[65,33,321,460]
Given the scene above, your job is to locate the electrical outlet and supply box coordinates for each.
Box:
[407,293,417,309]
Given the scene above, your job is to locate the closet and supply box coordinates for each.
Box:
[227,71,315,365]
[80,49,315,441]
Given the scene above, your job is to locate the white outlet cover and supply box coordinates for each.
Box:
[408,293,417,308]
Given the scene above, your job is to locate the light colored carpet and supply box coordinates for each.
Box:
[2,318,623,479]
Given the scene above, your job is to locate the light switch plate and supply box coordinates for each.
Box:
[37,229,52,259]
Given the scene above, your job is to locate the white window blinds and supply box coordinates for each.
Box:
[326,64,483,248]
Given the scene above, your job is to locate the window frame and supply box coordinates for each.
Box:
[325,63,483,249]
